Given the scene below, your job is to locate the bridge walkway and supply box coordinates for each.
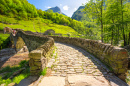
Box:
[36,42,128,86]
[38,42,127,86]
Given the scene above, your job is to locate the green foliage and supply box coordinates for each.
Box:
[40,67,47,76]
[0,77,12,86]
[0,15,78,36]
[47,9,53,13]
[13,73,29,84]
[0,0,129,46]
[0,0,87,36]
[0,60,30,85]
[126,70,130,83]
[0,27,3,30]
[19,60,29,68]
[83,0,130,46]
[0,33,10,50]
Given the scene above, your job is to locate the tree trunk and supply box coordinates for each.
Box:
[118,25,119,45]
[111,20,114,45]
[121,0,125,46]
[101,0,104,43]
[111,27,114,45]
[128,32,130,45]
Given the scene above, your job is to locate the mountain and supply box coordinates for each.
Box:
[46,6,67,16]
[71,6,85,21]
[0,0,85,35]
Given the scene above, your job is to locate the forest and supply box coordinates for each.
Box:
[83,0,130,46]
[0,0,129,46]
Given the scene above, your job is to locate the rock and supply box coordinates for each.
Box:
[68,75,109,86]
[30,66,39,71]
[43,29,55,35]
[0,48,16,57]
[0,48,16,63]
[17,46,28,53]
[8,82,16,86]
[4,27,12,33]
[38,76,65,86]
[0,84,5,86]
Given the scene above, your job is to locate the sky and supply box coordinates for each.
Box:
[27,0,89,17]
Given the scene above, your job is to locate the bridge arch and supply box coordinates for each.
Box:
[10,30,54,75]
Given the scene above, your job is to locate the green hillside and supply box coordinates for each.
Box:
[0,15,77,35]
[46,6,67,16]
[71,6,85,21]
[0,0,85,51]
[0,0,85,34]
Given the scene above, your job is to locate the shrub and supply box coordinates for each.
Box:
[40,67,47,76]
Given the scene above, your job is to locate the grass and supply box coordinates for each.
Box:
[0,15,78,35]
[0,33,10,50]
[55,53,58,62]
[40,67,47,76]
[0,60,30,86]
[0,33,10,40]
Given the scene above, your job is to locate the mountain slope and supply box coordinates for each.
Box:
[0,0,85,35]
[46,6,67,16]
[0,15,77,35]
[71,6,85,21]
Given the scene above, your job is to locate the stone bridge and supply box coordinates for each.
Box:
[10,30,54,75]
[10,30,129,85]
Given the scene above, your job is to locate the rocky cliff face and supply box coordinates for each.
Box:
[46,6,67,16]
[71,6,85,21]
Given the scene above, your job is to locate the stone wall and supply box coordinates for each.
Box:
[10,30,54,75]
[49,36,129,79]
[10,30,129,78]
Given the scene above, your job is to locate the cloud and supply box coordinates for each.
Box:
[60,4,62,6]
[74,8,77,11]
[47,6,51,9]
[63,5,69,11]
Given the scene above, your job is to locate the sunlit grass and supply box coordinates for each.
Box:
[0,33,10,40]
[0,15,78,35]
[40,67,47,76]
[0,60,30,86]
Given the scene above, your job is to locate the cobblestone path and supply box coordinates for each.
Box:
[38,42,128,86]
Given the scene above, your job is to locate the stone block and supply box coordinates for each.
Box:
[34,61,42,67]
[117,64,123,69]
[29,58,34,66]
[30,66,39,71]
[118,69,127,74]
[118,74,127,81]
[117,49,128,59]
[29,50,42,59]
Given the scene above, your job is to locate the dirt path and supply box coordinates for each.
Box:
[37,42,128,86]
[0,52,29,68]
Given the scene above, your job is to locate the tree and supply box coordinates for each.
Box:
[104,0,122,45]
[84,0,105,42]
[47,9,53,13]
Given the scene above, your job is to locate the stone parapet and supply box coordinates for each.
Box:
[10,30,54,75]
[49,36,129,80]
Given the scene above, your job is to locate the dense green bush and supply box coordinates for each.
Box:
[0,60,30,86]
[0,33,10,50]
